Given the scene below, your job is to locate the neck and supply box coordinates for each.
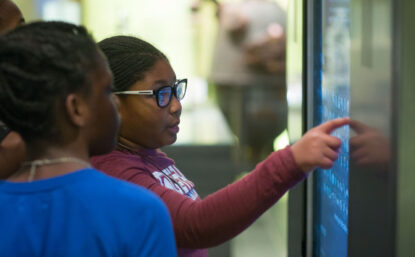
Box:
[7,143,90,182]
[117,135,151,152]
[25,144,89,161]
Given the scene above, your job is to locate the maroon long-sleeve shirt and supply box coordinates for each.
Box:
[91,146,306,257]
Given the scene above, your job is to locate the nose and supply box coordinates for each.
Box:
[169,94,182,117]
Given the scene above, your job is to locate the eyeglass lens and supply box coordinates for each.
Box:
[157,87,173,107]
[156,80,187,107]
[176,80,186,100]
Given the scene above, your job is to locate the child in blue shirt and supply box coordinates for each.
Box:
[0,21,177,257]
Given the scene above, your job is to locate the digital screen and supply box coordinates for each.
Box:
[312,0,350,256]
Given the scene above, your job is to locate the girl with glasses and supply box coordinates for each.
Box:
[91,35,349,257]
[0,22,176,257]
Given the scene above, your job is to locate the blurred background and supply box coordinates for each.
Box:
[7,0,415,256]
[14,1,299,256]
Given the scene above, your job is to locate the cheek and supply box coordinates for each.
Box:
[99,99,119,136]
[119,103,152,134]
[142,112,166,134]
[109,102,120,132]
[88,98,119,155]
[118,99,172,146]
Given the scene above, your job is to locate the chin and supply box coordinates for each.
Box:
[163,135,177,147]
[171,134,178,143]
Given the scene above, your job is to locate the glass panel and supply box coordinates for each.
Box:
[312,0,351,256]
[348,0,393,256]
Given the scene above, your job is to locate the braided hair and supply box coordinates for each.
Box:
[98,36,167,92]
[0,21,100,143]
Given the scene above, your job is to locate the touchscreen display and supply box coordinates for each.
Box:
[312,0,350,256]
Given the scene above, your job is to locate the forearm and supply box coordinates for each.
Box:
[166,146,305,248]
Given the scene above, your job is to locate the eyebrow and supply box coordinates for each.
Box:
[154,77,178,85]
[154,79,174,84]
[152,79,176,89]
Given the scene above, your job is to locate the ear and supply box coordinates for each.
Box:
[65,93,90,127]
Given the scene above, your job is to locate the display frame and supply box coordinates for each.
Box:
[289,0,415,256]
[299,0,399,256]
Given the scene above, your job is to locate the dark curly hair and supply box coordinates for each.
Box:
[98,35,167,92]
[0,21,100,143]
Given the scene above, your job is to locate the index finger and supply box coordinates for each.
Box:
[316,117,350,133]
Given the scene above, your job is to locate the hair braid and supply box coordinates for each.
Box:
[98,35,167,92]
[0,21,100,143]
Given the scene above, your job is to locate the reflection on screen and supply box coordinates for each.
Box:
[313,0,350,256]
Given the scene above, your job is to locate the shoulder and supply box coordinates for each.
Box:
[110,179,171,223]
[90,149,149,174]
[153,149,176,166]
[91,149,175,175]
[90,169,151,195]
[85,169,167,211]
[91,149,143,166]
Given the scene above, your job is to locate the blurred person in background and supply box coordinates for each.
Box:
[207,0,287,165]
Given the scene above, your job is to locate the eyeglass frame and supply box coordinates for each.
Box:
[113,79,187,108]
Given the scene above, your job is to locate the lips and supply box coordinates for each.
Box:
[168,122,180,134]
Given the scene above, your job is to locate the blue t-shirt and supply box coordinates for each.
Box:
[0,168,177,257]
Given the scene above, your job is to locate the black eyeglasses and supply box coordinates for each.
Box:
[113,79,187,108]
